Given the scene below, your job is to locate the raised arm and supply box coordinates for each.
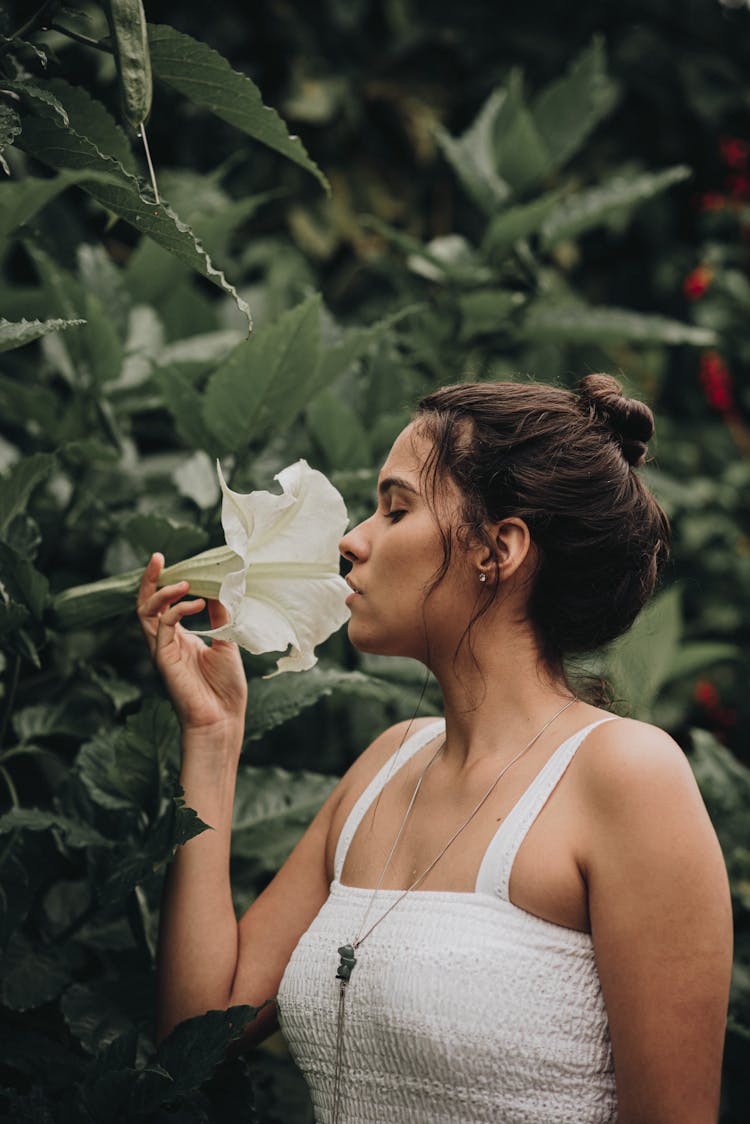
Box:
[137,554,334,1042]
[582,719,733,1124]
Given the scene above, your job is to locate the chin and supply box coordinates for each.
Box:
[347,622,425,661]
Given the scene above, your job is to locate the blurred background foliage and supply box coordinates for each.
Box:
[1,0,749,1120]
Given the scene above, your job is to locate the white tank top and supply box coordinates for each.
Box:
[277,718,618,1124]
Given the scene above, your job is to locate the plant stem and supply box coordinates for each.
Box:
[0,764,20,807]
[48,23,112,53]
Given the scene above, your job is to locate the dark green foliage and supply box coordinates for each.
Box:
[1,0,749,1119]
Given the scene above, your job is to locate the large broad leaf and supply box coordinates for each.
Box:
[0,453,56,535]
[156,1006,263,1098]
[520,302,716,346]
[540,165,692,248]
[0,933,72,1011]
[247,665,399,739]
[148,24,328,193]
[76,698,180,815]
[202,294,322,452]
[606,585,683,720]
[531,36,619,173]
[307,390,371,470]
[18,90,250,323]
[491,70,552,195]
[232,765,337,867]
[434,88,512,215]
[155,364,220,455]
[689,728,750,859]
[0,317,85,353]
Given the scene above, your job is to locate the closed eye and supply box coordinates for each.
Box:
[384,509,407,523]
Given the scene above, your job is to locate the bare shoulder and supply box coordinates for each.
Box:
[575,714,702,815]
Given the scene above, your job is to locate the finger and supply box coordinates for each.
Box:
[207,598,230,630]
[155,597,207,652]
[137,552,164,603]
[139,580,190,619]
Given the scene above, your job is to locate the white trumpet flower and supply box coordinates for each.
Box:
[53,460,351,675]
[161,460,351,674]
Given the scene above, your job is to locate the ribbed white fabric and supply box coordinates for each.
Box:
[277,718,619,1124]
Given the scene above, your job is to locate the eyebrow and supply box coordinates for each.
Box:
[377,475,420,498]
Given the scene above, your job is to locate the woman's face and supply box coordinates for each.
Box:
[339,423,475,663]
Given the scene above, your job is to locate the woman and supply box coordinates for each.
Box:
[138,375,732,1124]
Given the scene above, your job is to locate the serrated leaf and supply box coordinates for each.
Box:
[157,1005,262,1097]
[491,70,552,195]
[434,88,512,214]
[18,104,251,323]
[232,765,336,867]
[607,585,683,719]
[0,808,114,848]
[3,79,69,126]
[203,293,321,452]
[520,302,717,346]
[532,36,618,172]
[43,78,136,172]
[148,24,329,193]
[0,317,86,352]
[541,166,692,248]
[0,453,55,534]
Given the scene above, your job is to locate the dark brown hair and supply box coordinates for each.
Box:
[414,374,670,670]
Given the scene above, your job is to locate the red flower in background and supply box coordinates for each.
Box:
[727,171,750,201]
[697,192,727,211]
[683,264,714,300]
[720,136,750,169]
[694,680,721,710]
[699,351,735,414]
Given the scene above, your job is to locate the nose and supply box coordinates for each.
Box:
[339,517,370,566]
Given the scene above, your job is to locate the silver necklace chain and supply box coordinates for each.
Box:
[331,696,578,1123]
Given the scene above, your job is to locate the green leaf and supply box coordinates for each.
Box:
[120,513,209,561]
[0,317,86,353]
[247,665,398,739]
[203,294,322,452]
[315,305,423,396]
[481,189,566,260]
[457,289,524,341]
[307,389,371,470]
[3,79,69,127]
[0,170,122,246]
[18,100,251,323]
[0,542,49,621]
[155,364,220,454]
[147,24,329,193]
[0,808,114,848]
[0,933,71,1011]
[157,1006,262,1097]
[531,36,618,173]
[520,302,717,346]
[0,453,56,535]
[666,642,739,682]
[491,70,552,195]
[607,585,683,719]
[42,78,136,172]
[77,699,180,814]
[540,166,691,248]
[434,88,512,215]
[232,765,336,867]
[689,728,750,858]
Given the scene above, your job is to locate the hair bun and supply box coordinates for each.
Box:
[578,373,654,467]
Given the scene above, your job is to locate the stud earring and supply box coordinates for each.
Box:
[478,571,487,583]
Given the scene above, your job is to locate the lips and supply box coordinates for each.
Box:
[346,576,363,595]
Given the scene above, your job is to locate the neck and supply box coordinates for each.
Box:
[427,624,576,770]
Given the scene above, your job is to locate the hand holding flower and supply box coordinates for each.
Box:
[137,553,248,737]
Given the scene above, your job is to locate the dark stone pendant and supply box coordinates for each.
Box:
[336,943,357,982]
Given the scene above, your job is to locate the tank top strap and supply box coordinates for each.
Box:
[333,719,447,882]
[475,716,619,901]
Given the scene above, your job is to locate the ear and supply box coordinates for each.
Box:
[478,518,533,582]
